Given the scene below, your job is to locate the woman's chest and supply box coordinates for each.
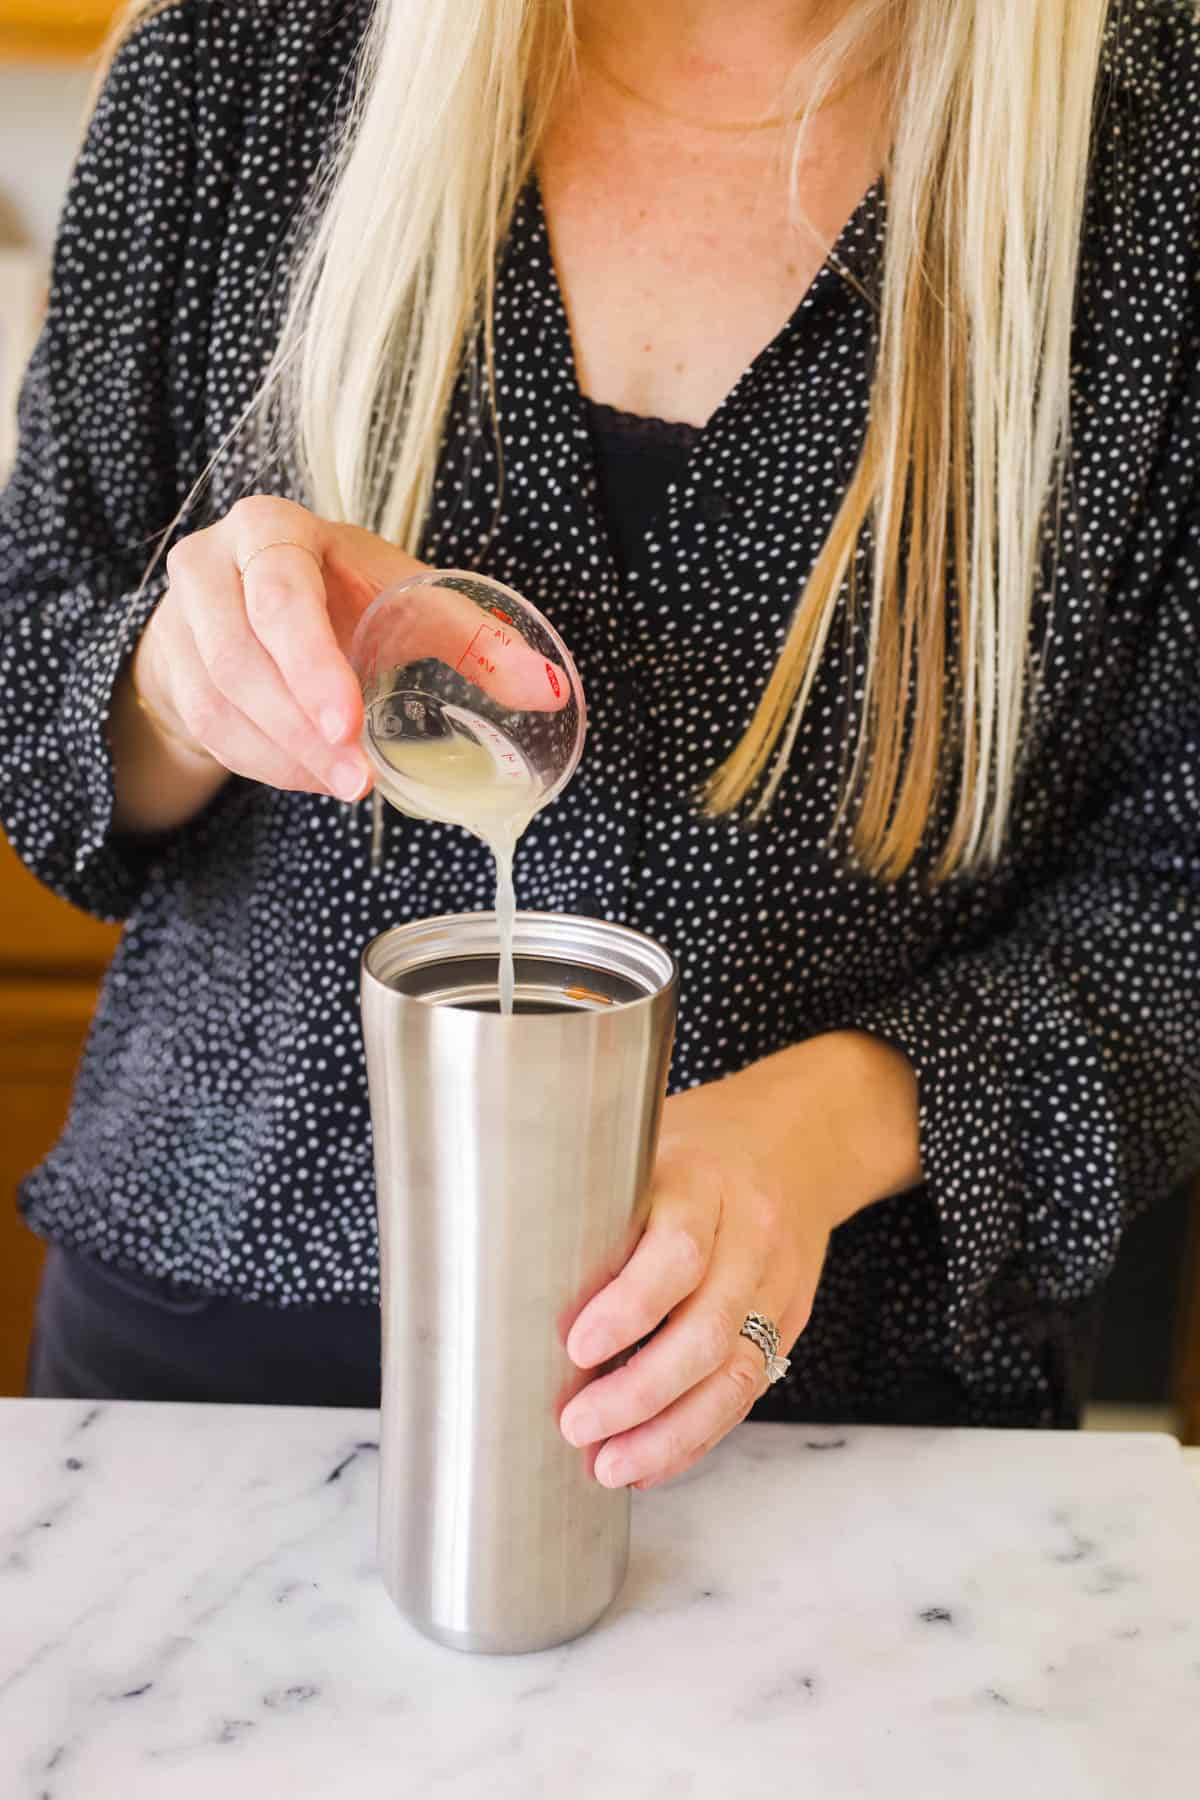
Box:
[536,118,877,427]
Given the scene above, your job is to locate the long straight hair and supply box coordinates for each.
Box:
[98,0,1111,879]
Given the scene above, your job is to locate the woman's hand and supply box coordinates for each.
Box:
[116,495,429,826]
[559,1030,921,1490]
[112,493,571,834]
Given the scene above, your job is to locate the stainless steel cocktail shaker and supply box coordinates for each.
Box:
[361,911,677,1653]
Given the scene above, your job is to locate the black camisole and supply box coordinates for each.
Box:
[584,398,701,575]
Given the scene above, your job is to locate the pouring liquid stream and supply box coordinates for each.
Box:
[374,732,542,1014]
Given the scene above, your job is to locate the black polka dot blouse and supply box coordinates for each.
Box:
[1,0,1197,1427]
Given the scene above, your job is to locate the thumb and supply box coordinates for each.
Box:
[328,538,572,716]
[319,523,428,647]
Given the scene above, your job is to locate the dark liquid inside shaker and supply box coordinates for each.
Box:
[386,954,645,1013]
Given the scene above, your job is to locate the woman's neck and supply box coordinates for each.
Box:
[574,0,850,123]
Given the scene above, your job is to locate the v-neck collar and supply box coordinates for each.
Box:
[524,164,887,459]
[491,169,885,594]
[473,163,887,620]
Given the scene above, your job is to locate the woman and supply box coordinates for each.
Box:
[1,0,1197,1485]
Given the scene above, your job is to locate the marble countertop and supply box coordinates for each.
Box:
[2,1402,1198,1800]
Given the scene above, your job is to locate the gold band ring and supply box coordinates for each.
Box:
[237,539,324,581]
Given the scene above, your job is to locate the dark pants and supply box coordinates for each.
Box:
[26,1245,381,1407]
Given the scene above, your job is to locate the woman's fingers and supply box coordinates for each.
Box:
[564,1171,723,1372]
[593,1298,805,1492]
[559,1209,768,1449]
[150,607,336,795]
[230,529,363,748]
[558,1126,822,1489]
[166,526,370,800]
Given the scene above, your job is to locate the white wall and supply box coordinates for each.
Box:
[0,63,95,476]
[0,62,95,256]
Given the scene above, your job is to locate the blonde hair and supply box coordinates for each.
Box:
[99,0,1111,879]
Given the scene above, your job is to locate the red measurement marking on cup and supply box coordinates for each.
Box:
[455,620,512,681]
[545,662,561,699]
[455,626,484,673]
[488,606,514,625]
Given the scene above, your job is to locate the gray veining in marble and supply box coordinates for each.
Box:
[2,1400,1198,1798]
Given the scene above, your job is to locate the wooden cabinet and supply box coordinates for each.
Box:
[0,1,123,61]
[0,832,119,1395]
[0,831,120,975]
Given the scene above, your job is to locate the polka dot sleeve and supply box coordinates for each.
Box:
[843,385,1200,1361]
[0,11,202,918]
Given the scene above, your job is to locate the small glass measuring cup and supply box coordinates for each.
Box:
[349,571,587,835]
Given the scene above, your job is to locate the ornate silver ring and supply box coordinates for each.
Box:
[739,1311,790,1385]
